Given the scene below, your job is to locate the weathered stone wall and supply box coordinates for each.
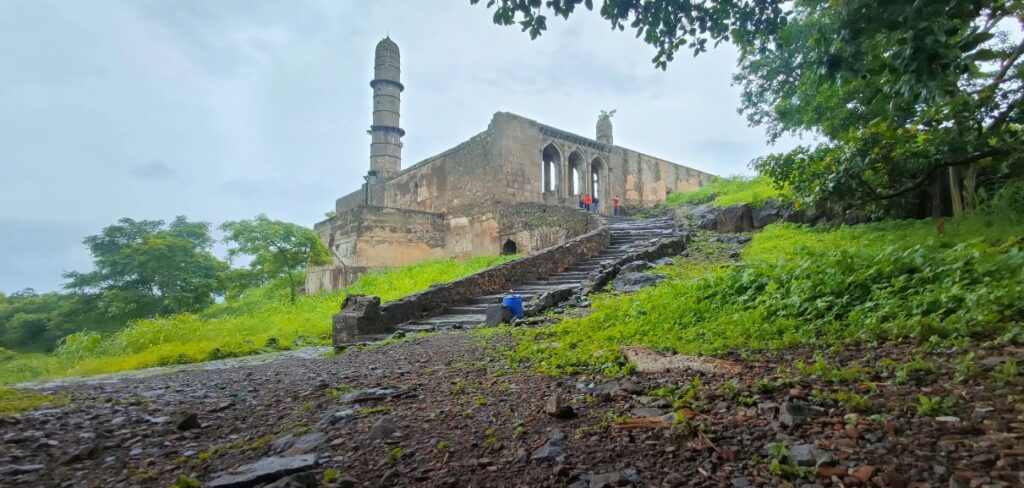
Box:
[314,206,446,268]
[308,203,598,293]
[487,112,714,213]
[305,265,381,295]
[496,203,597,254]
[332,224,611,340]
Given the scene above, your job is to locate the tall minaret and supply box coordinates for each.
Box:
[368,37,404,180]
[596,113,613,145]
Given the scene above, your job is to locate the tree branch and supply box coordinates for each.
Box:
[872,150,1000,200]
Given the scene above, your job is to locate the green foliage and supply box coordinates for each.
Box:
[495,204,1024,376]
[992,360,1019,385]
[471,0,786,68]
[0,290,122,352]
[0,386,68,415]
[168,475,202,488]
[737,1,1024,215]
[0,255,516,384]
[220,214,331,303]
[914,395,958,417]
[954,352,982,383]
[64,216,227,318]
[665,175,790,208]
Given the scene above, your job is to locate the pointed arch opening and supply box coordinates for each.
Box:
[591,157,606,212]
[567,150,585,197]
[541,144,561,194]
[501,239,518,255]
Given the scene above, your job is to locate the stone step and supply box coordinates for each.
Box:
[447,305,490,314]
[520,279,581,286]
[468,293,536,305]
[416,314,487,326]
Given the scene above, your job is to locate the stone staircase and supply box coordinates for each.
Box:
[394,216,678,332]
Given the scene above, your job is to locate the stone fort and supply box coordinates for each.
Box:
[306,37,714,293]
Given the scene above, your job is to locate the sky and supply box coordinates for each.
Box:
[0,0,796,293]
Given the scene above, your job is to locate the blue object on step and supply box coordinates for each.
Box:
[502,295,524,318]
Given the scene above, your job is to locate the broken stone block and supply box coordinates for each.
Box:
[485,304,512,326]
[206,454,317,488]
[332,295,383,346]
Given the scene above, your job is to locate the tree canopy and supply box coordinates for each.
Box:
[220,214,331,303]
[63,217,227,319]
[474,0,1024,216]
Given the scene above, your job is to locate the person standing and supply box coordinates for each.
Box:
[612,195,621,216]
[593,196,600,213]
[578,194,584,209]
[583,193,592,211]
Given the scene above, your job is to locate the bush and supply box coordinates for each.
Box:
[496,196,1024,376]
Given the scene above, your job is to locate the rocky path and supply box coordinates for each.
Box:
[3,329,1022,488]
[2,221,1023,487]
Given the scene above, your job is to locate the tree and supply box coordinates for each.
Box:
[471,0,786,68]
[0,290,120,352]
[64,217,227,318]
[476,0,1024,217]
[736,0,1024,216]
[219,215,331,303]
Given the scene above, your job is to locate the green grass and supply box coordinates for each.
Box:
[666,175,791,208]
[490,196,1024,376]
[0,255,517,385]
[0,386,68,415]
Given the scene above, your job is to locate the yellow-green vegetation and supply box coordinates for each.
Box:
[491,188,1024,376]
[0,386,68,415]
[0,255,517,385]
[666,175,790,208]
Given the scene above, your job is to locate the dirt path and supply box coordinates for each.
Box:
[2,329,1022,487]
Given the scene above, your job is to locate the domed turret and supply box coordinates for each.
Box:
[369,37,404,179]
[374,37,401,82]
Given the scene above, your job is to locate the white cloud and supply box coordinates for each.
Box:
[0,0,793,292]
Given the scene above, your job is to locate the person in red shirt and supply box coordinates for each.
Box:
[583,193,592,211]
[612,195,621,216]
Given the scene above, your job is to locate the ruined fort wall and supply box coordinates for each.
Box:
[487,112,713,212]
[611,147,714,209]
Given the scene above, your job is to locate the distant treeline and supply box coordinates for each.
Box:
[0,214,329,352]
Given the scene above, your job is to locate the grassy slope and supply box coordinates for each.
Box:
[0,255,517,385]
[665,175,791,208]
[494,182,1024,376]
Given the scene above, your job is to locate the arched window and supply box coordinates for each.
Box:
[591,157,605,211]
[541,144,561,193]
[501,239,518,255]
[567,150,584,196]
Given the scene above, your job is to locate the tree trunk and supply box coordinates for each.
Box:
[930,172,945,218]
[963,163,978,213]
[949,166,964,218]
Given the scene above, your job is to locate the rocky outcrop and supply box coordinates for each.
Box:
[692,199,827,233]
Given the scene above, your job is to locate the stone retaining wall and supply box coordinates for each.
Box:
[332,219,610,345]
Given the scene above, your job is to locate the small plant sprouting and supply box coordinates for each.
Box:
[359,405,393,416]
[323,469,343,483]
[954,352,982,382]
[386,447,404,464]
[473,394,488,406]
[436,439,451,451]
[913,395,957,417]
[483,427,499,450]
[992,360,1019,385]
[753,378,777,394]
[737,395,759,407]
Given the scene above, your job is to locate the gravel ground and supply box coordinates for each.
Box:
[1,331,1022,487]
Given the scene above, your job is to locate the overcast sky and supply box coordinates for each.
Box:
[0,0,796,293]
